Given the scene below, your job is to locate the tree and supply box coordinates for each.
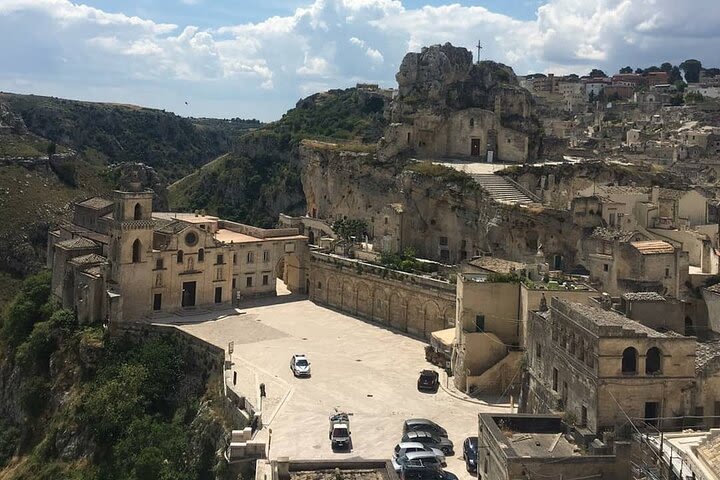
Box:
[589,69,606,78]
[669,66,683,84]
[331,218,368,243]
[680,59,702,83]
[588,91,597,103]
[674,81,688,92]
[619,66,633,74]
[660,62,673,73]
[46,142,57,156]
[686,91,704,104]
[644,65,661,73]
[477,201,501,256]
[635,68,644,74]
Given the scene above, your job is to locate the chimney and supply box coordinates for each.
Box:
[651,186,660,204]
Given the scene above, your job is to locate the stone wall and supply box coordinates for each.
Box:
[309,252,455,339]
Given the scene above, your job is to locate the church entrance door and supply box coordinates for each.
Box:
[471,139,481,156]
[182,281,196,307]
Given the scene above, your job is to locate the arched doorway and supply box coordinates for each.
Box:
[308,231,315,245]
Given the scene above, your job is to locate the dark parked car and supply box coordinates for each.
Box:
[417,370,439,392]
[400,465,458,480]
[403,419,448,438]
[463,436,478,472]
[401,431,454,455]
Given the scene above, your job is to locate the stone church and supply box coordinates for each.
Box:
[48,188,308,323]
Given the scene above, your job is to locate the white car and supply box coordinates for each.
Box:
[391,450,445,472]
[290,354,311,377]
[393,442,446,463]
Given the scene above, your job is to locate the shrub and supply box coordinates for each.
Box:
[1,271,52,349]
[0,420,19,468]
[15,320,56,372]
[20,377,50,417]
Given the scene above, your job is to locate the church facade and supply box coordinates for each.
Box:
[48,189,308,323]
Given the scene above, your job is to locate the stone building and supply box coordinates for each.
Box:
[477,413,631,480]
[584,228,689,297]
[452,273,596,393]
[523,298,698,433]
[48,190,308,323]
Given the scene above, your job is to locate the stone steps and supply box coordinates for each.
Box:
[471,174,536,205]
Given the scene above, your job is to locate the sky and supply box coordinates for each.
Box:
[1,0,719,121]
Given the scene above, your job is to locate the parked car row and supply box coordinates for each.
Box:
[393,419,457,480]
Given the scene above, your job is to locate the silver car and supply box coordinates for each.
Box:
[290,354,311,377]
[392,451,445,472]
[393,442,446,464]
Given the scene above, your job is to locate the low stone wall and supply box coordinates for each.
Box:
[309,252,456,339]
[109,322,253,438]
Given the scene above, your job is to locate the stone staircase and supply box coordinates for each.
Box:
[471,174,539,205]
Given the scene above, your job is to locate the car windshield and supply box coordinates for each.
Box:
[296,359,308,366]
[333,428,348,437]
[467,438,478,452]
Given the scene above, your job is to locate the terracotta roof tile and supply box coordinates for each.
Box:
[630,240,675,255]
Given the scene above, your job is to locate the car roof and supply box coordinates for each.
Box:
[406,431,434,439]
[404,451,441,460]
[398,442,425,449]
[293,354,307,358]
[420,370,437,375]
[406,419,437,426]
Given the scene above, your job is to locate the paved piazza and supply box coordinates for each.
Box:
[175,292,511,480]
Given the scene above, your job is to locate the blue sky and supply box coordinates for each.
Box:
[1,0,719,121]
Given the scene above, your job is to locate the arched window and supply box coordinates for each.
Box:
[470,118,475,127]
[646,347,662,374]
[132,239,142,263]
[622,347,638,374]
[198,249,204,262]
[177,250,184,264]
[134,203,143,220]
[685,317,694,336]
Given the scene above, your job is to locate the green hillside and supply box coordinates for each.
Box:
[0,93,261,182]
[169,87,388,226]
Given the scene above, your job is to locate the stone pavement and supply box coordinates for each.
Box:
[176,296,513,480]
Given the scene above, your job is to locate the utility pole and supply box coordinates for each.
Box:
[476,41,483,63]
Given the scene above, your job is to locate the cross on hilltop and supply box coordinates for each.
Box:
[476,41,483,63]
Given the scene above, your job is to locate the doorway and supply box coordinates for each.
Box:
[471,139,481,157]
[214,286,222,304]
[182,281,196,307]
[153,293,162,311]
[644,402,660,425]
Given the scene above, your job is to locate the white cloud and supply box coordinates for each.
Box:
[1,0,720,120]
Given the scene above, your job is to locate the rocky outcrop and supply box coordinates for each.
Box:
[384,43,542,163]
[108,162,169,210]
[300,142,583,267]
[0,103,28,134]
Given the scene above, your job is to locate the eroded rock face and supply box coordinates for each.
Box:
[393,43,525,116]
[300,143,583,267]
[109,162,169,211]
[386,43,541,163]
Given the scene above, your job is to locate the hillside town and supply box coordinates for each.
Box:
[31,42,720,480]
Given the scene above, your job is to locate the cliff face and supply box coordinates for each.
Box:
[301,143,584,268]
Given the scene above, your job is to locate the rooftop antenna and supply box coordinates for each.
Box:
[476,41,483,64]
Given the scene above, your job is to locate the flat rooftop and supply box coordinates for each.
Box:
[214,229,305,244]
[153,212,219,224]
[505,431,580,458]
[480,414,587,460]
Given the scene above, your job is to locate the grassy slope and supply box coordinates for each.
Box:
[168,87,388,226]
[0,93,260,183]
